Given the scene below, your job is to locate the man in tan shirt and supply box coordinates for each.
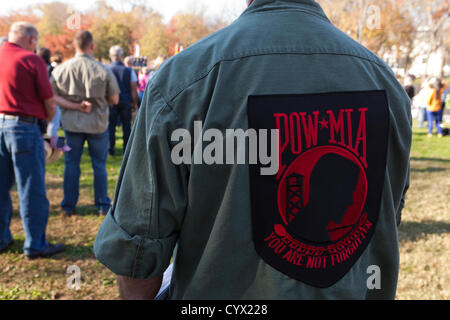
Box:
[52,30,119,216]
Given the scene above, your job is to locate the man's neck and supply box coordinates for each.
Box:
[9,40,27,51]
[76,50,93,57]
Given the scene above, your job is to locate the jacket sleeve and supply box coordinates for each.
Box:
[94,85,189,279]
[396,163,410,226]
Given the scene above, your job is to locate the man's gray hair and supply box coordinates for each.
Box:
[9,22,38,39]
[109,45,123,59]
[124,56,133,67]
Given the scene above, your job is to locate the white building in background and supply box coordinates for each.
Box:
[384,24,449,80]
[384,29,450,125]
[135,44,140,57]
[386,42,449,79]
[407,44,449,78]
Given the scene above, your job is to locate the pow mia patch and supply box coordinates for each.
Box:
[247,91,389,288]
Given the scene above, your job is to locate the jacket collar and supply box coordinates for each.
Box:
[241,0,329,21]
[75,52,95,60]
[4,41,26,51]
[110,61,125,66]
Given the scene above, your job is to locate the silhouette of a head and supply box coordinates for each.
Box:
[308,153,360,223]
[287,152,361,243]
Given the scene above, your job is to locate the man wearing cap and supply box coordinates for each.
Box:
[52,31,120,217]
[95,0,411,300]
[108,45,139,156]
[0,22,89,259]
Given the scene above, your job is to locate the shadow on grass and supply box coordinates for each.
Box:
[12,206,102,218]
[411,157,450,163]
[45,181,63,190]
[59,244,94,261]
[413,132,430,136]
[45,181,99,191]
[1,239,94,261]
[411,167,448,173]
[65,205,103,217]
[2,238,25,255]
[399,220,450,243]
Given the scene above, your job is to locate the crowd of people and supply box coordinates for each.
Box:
[404,75,449,137]
[0,1,446,299]
[0,21,447,262]
[0,22,159,259]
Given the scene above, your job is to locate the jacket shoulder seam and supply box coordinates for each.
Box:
[155,50,389,104]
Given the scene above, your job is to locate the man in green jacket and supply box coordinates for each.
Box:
[94,0,411,300]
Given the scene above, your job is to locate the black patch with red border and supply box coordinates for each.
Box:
[247,91,389,288]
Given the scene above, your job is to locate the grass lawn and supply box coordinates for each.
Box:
[0,130,125,300]
[396,123,450,299]
[0,123,449,300]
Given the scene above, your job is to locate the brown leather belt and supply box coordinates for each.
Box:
[0,113,37,124]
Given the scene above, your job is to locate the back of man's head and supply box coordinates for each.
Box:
[8,22,38,51]
[74,30,94,52]
[124,56,134,67]
[51,52,64,65]
[109,45,123,61]
[38,47,51,65]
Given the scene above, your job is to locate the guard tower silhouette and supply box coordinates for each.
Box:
[286,173,305,222]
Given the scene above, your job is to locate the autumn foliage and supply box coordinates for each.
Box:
[0,1,229,63]
[317,0,449,77]
[0,0,448,76]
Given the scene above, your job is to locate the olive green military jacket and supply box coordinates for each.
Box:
[94,0,411,299]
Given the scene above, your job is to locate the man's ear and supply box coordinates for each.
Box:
[29,36,38,52]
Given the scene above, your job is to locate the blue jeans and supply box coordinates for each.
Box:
[138,91,145,106]
[418,107,427,128]
[61,130,111,212]
[109,103,132,153]
[426,110,442,135]
[0,119,49,254]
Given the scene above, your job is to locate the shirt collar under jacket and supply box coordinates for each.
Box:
[3,41,27,52]
[75,52,95,60]
[111,61,125,67]
[242,0,329,22]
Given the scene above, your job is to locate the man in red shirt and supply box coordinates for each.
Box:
[0,22,88,259]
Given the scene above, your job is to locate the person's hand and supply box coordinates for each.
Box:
[131,102,138,112]
[79,101,92,113]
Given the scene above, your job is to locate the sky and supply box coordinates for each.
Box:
[0,0,248,22]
